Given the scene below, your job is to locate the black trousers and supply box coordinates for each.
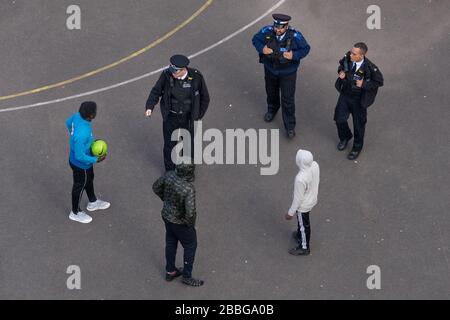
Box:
[163,113,194,171]
[164,220,197,279]
[264,68,297,131]
[295,212,311,250]
[70,162,97,213]
[334,93,368,151]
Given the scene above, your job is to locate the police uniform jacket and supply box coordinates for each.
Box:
[146,68,210,121]
[252,25,311,76]
[335,57,384,108]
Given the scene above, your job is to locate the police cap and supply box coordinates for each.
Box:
[170,54,190,69]
[272,13,291,27]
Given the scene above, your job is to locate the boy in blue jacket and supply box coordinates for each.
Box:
[66,102,110,224]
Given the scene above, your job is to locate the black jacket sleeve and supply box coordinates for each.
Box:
[362,63,384,91]
[184,187,197,227]
[337,57,346,73]
[335,57,350,92]
[152,176,165,201]
[198,73,210,119]
[145,72,166,110]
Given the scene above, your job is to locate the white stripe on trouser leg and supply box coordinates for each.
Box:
[177,129,181,164]
[297,212,307,249]
[77,169,88,213]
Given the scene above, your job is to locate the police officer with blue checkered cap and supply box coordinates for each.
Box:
[252,14,310,138]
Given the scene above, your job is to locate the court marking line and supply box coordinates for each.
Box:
[0,0,214,101]
[0,0,286,113]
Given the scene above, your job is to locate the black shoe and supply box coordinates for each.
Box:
[182,277,204,287]
[337,139,350,151]
[264,112,275,122]
[287,129,296,139]
[289,246,310,256]
[347,150,361,160]
[165,268,183,282]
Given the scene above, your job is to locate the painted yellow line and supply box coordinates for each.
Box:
[0,0,214,101]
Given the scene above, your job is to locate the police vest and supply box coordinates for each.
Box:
[170,77,193,114]
[259,30,295,68]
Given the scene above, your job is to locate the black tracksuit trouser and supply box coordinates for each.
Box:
[70,162,97,213]
[295,211,311,250]
[164,220,197,279]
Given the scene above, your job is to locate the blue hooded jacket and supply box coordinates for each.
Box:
[66,112,98,169]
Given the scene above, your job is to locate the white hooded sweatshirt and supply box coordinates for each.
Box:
[288,150,320,215]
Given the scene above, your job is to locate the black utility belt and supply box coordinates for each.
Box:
[169,110,191,115]
[270,61,292,69]
[350,88,363,95]
[344,92,362,98]
[344,86,362,95]
[171,98,192,104]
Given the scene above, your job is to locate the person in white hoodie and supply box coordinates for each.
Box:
[285,149,320,255]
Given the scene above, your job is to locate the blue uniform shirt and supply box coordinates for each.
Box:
[252,25,311,76]
[66,112,98,169]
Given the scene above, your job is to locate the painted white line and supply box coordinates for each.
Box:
[0,0,286,114]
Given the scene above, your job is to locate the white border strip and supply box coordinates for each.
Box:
[0,0,286,113]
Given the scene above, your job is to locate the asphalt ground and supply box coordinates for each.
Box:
[0,0,449,299]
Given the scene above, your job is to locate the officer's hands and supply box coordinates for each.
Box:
[145,109,152,117]
[283,51,293,60]
[97,155,107,163]
[263,46,273,55]
[356,79,364,88]
[285,213,294,220]
[339,71,346,79]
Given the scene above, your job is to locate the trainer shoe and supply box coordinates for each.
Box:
[165,268,183,282]
[87,199,111,212]
[289,246,310,256]
[69,211,93,224]
[182,277,204,287]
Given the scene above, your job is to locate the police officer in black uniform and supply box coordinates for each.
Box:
[145,55,210,171]
[252,14,310,138]
[334,42,384,160]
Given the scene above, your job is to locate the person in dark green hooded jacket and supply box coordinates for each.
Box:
[153,164,204,287]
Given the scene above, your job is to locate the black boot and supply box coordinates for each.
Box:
[264,112,276,122]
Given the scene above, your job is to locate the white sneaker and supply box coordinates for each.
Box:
[86,199,111,212]
[69,211,93,224]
